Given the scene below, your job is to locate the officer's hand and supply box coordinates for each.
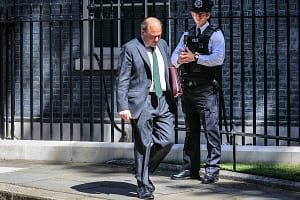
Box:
[177,47,195,64]
[119,110,132,122]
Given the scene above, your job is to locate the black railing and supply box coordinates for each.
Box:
[0,0,299,146]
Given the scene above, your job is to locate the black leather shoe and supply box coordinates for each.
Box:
[190,172,201,180]
[171,170,200,180]
[137,186,154,199]
[201,173,219,184]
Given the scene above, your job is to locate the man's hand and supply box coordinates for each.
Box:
[177,47,196,64]
[119,110,132,122]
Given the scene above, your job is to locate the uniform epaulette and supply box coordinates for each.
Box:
[202,25,223,38]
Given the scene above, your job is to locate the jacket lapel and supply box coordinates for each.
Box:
[136,37,151,68]
[135,37,152,80]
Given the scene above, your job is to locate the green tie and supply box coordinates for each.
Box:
[152,48,163,97]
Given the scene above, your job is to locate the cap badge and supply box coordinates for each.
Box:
[194,0,203,8]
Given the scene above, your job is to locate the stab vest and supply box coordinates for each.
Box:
[181,25,222,83]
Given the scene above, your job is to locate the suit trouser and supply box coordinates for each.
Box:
[131,94,174,188]
[182,83,221,176]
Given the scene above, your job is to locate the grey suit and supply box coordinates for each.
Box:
[116,36,176,188]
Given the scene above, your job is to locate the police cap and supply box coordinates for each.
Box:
[191,0,214,13]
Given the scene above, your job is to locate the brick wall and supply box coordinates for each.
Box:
[1,0,299,141]
[10,0,93,120]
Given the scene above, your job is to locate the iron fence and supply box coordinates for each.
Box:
[0,0,299,146]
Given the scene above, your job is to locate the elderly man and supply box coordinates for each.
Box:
[116,17,176,199]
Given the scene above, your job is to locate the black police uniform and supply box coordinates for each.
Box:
[181,25,222,177]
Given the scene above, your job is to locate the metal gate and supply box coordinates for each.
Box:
[0,0,299,146]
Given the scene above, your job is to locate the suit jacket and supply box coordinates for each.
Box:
[116,36,176,119]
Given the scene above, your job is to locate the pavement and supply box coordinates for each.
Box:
[0,159,299,200]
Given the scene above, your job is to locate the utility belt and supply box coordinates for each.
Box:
[182,78,208,88]
[180,63,221,89]
[182,77,220,92]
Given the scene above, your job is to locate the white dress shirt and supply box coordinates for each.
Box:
[146,47,167,92]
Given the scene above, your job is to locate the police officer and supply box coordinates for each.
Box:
[170,0,225,184]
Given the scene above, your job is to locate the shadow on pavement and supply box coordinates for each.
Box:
[71,181,137,197]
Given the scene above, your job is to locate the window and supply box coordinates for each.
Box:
[76,0,171,70]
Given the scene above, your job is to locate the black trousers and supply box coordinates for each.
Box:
[131,94,174,188]
[181,83,221,176]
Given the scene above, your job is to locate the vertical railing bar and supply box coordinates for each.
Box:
[88,0,95,141]
[298,0,300,144]
[5,9,9,139]
[11,6,15,140]
[240,0,245,145]
[162,2,167,40]
[131,3,135,41]
[120,1,126,141]
[30,4,33,139]
[79,1,84,141]
[0,8,4,139]
[0,8,2,139]
[184,1,188,31]
[166,1,171,37]
[173,1,178,144]
[99,1,104,142]
[167,0,171,52]
[69,4,74,141]
[217,0,229,143]
[218,0,223,137]
[143,0,147,18]
[152,1,155,17]
[251,0,257,145]
[39,4,44,140]
[19,6,24,139]
[286,0,291,146]
[110,2,115,142]
[217,0,222,27]
[232,134,236,172]
[59,5,64,141]
[120,1,124,45]
[49,4,54,140]
[263,0,268,146]
[275,0,280,146]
